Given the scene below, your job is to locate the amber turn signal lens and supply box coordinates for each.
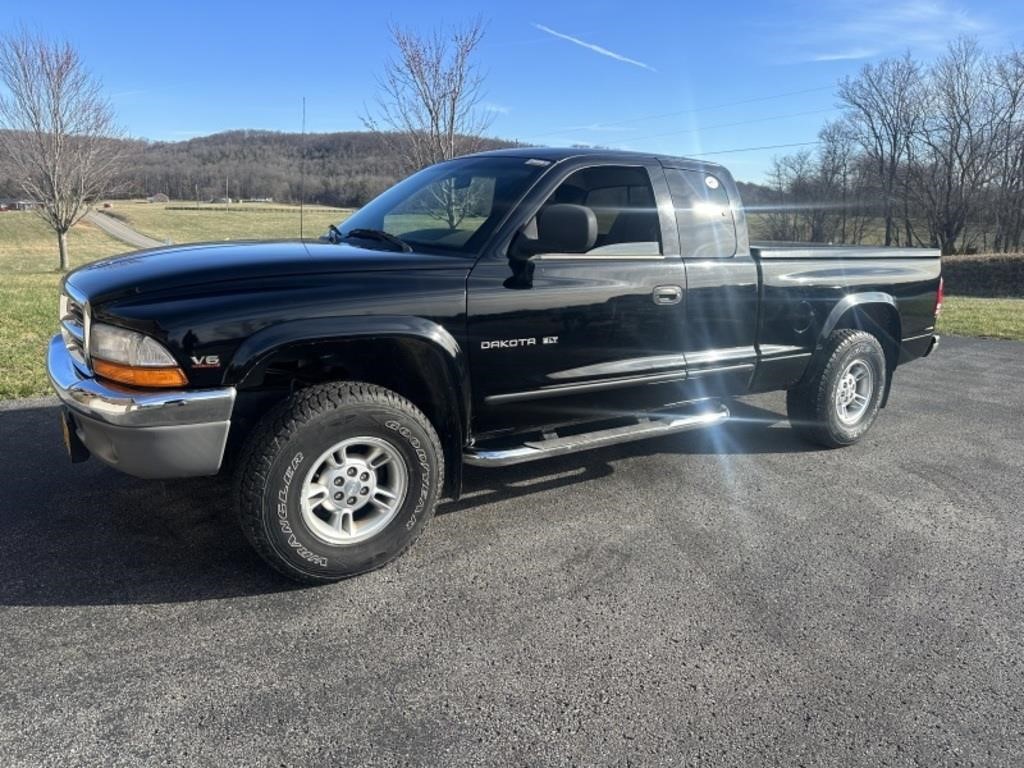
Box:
[93,357,188,388]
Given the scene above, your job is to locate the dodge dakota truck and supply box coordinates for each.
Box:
[48,148,942,582]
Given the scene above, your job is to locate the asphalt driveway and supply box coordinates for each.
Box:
[1,335,1022,767]
[85,210,165,250]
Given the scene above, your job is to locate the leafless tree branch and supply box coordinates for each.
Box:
[0,30,125,270]
[361,18,493,174]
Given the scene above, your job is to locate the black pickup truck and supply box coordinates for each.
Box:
[48,148,942,582]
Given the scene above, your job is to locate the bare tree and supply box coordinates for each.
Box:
[817,120,875,243]
[362,19,493,178]
[838,53,923,246]
[0,32,123,270]
[763,132,872,245]
[989,48,1024,252]
[909,39,1002,254]
[767,39,1024,252]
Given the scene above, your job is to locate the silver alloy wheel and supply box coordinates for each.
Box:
[299,436,408,546]
[835,359,874,425]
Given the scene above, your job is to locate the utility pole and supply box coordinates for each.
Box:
[300,96,306,238]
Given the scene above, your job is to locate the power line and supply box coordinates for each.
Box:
[690,140,823,157]
[527,84,836,138]
[620,107,837,143]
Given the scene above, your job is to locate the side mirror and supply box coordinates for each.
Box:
[517,204,597,257]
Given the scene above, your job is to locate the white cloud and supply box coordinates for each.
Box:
[532,23,656,72]
[795,0,994,63]
[810,48,880,62]
[482,102,511,115]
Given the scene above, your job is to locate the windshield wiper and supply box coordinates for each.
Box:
[340,228,413,252]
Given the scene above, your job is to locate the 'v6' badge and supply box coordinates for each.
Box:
[190,355,221,368]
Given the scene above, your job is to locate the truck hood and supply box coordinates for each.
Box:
[65,239,472,304]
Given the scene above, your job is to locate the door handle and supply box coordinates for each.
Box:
[652,285,683,306]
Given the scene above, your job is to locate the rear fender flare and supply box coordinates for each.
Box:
[818,292,900,346]
[817,292,901,407]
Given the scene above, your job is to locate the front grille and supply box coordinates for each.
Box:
[59,292,88,366]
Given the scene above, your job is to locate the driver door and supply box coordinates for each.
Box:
[467,161,690,437]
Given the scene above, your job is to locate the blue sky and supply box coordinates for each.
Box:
[3,0,1022,181]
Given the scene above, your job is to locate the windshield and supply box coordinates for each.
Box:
[335,156,548,255]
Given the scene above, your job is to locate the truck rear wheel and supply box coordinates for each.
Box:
[235,382,443,583]
[786,329,886,448]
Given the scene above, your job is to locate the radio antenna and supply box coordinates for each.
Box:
[299,96,306,239]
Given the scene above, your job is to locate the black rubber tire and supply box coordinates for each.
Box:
[235,382,444,584]
[786,329,887,448]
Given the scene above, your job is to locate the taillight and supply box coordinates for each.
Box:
[934,276,944,317]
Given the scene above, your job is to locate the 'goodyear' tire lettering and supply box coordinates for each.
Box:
[385,419,431,529]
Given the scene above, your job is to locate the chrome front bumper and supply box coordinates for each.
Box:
[47,335,236,478]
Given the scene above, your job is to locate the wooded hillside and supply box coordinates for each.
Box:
[0,130,519,208]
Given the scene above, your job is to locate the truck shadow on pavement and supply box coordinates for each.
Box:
[0,398,801,607]
[443,399,803,516]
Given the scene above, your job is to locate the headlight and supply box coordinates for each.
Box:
[89,323,188,387]
[90,323,177,366]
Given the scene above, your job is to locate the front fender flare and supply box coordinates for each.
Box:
[226,314,470,439]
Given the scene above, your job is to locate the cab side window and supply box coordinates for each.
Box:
[529,165,663,257]
[665,169,737,258]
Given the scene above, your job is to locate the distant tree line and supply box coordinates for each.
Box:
[761,38,1024,255]
[0,129,516,209]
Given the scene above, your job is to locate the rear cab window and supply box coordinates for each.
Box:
[664,168,737,258]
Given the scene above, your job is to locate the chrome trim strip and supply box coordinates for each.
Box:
[752,245,941,260]
[532,254,667,261]
[63,282,92,369]
[464,405,730,467]
[685,346,756,367]
[61,318,85,343]
[485,368,689,405]
[685,362,754,378]
[47,335,235,428]
[548,354,687,381]
[64,282,88,306]
[759,344,805,357]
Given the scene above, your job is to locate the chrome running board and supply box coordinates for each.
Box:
[464,404,730,468]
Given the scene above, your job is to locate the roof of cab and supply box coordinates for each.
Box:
[467,145,726,172]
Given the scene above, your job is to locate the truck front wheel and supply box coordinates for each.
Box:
[235,382,444,583]
[786,329,887,448]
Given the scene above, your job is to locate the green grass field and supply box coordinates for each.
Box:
[107,200,352,244]
[0,203,352,398]
[0,213,127,398]
[937,297,1024,341]
[1,205,1023,399]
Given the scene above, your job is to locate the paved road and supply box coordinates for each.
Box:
[2,336,1022,767]
[85,210,165,249]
